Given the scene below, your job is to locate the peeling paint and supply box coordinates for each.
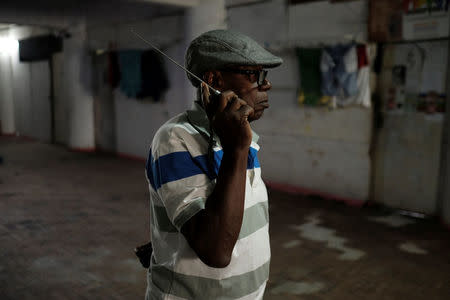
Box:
[399,242,428,255]
[282,240,302,249]
[291,215,365,261]
[270,280,325,295]
[368,215,415,228]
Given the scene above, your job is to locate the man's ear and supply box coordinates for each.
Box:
[203,70,224,90]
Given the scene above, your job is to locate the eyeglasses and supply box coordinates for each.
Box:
[223,69,268,86]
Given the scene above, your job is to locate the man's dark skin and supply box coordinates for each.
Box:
[181,65,272,268]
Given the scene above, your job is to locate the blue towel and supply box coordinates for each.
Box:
[320,44,358,98]
[118,50,143,98]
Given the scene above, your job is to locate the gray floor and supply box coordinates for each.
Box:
[1,136,449,299]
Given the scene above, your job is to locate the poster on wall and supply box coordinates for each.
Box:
[403,11,450,40]
[386,41,448,113]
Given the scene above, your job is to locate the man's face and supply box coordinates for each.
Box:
[219,65,272,122]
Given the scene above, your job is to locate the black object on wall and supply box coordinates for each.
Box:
[19,35,62,62]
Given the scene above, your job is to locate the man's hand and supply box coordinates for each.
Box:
[201,83,254,152]
[180,83,253,268]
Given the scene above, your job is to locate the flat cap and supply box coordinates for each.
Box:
[185,29,283,87]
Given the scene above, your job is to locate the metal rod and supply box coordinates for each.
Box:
[130,28,221,95]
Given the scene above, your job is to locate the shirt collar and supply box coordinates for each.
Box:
[186,101,260,145]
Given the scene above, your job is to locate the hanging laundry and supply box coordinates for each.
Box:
[296,48,322,105]
[138,49,169,101]
[334,44,373,108]
[320,44,358,98]
[357,44,369,68]
[118,50,143,98]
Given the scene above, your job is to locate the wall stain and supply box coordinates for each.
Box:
[368,214,415,228]
[271,280,325,295]
[398,242,428,255]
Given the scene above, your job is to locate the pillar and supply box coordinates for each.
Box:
[63,21,95,151]
[183,0,227,103]
[0,30,16,135]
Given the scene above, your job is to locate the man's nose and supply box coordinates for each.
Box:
[258,79,272,91]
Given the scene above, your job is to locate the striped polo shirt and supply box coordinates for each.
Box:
[145,101,270,300]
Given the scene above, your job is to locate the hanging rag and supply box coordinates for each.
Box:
[118,50,143,98]
[138,49,170,101]
[296,48,322,105]
[357,44,369,68]
[334,44,371,108]
[320,44,358,98]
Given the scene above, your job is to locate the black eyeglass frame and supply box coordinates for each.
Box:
[222,69,268,86]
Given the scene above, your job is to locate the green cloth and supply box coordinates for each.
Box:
[296,48,322,105]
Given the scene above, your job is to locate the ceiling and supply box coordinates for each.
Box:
[0,0,191,29]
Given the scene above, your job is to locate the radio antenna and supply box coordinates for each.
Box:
[130,29,221,96]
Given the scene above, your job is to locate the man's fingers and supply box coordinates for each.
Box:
[201,82,211,108]
[217,91,236,112]
[237,104,254,121]
[228,97,247,111]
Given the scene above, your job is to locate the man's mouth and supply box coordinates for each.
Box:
[256,100,269,109]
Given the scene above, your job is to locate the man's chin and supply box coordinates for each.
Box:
[249,110,265,122]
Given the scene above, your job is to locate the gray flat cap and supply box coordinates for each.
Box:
[185,29,283,87]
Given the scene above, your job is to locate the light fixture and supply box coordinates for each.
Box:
[0,37,19,54]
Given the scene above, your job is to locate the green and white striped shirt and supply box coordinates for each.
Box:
[145,102,270,300]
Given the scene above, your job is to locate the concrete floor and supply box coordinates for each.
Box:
[1,136,449,300]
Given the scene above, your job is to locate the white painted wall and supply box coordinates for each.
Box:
[440,39,450,226]
[30,61,51,142]
[64,22,95,150]
[88,16,185,157]
[0,42,15,134]
[287,0,368,44]
[184,0,227,102]
[228,0,371,202]
[9,23,95,148]
[7,26,51,139]
[374,41,448,215]
[52,52,69,145]
[87,0,226,158]
[1,0,372,202]
[375,112,444,215]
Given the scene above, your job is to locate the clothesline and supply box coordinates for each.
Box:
[264,33,368,52]
[93,38,182,56]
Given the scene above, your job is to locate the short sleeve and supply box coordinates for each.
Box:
[147,127,214,231]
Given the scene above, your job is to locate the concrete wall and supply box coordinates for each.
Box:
[0,30,15,135]
[441,39,450,226]
[87,0,226,159]
[7,26,52,140]
[373,41,448,215]
[1,0,372,203]
[375,112,444,215]
[63,22,95,150]
[6,24,95,149]
[228,0,371,202]
[88,16,185,158]
[52,52,69,145]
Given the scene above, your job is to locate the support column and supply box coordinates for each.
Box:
[0,30,16,135]
[183,0,227,103]
[64,22,95,151]
[440,40,450,227]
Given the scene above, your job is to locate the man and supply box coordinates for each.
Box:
[145,30,282,299]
